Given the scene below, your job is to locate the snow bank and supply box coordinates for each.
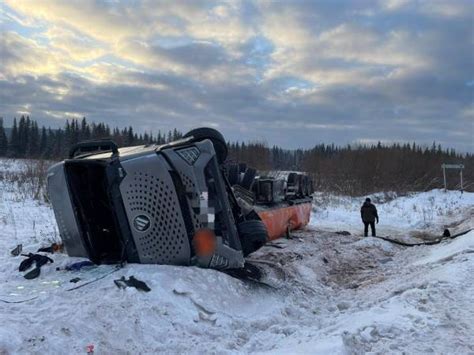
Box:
[312,189,474,236]
[0,159,473,354]
[353,236,396,253]
[414,230,474,266]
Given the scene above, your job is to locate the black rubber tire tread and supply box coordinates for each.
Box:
[241,168,257,190]
[228,164,240,186]
[297,175,303,197]
[237,220,269,256]
[183,127,228,163]
[303,176,309,196]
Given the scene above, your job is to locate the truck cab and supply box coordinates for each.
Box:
[47,128,313,270]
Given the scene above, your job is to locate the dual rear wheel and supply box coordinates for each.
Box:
[184,128,268,256]
[237,220,268,257]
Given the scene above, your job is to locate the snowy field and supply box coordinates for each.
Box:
[0,159,473,354]
[312,189,473,239]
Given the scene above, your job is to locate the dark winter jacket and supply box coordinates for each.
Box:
[360,202,378,223]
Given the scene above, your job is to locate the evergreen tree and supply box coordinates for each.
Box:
[172,128,180,140]
[39,127,47,158]
[17,115,27,157]
[1,114,471,193]
[53,129,63,158]
[127,127,134,146]
[0,118,7,156]
[64,120,72,157]
[25,116,31,153]
[45,128,55,158]
[28,121,40,157]
[157,131,163,144]
[72,119,80,145]
[80,117,91,141]
[9,118,19,157]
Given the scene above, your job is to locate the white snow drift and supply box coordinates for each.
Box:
[0,159,473,354]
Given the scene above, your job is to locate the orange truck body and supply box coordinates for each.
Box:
[257,203,312,241]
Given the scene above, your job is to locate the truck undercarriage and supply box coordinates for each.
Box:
[47,128,313,270]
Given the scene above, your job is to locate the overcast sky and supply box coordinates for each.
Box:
[0,0,473,151]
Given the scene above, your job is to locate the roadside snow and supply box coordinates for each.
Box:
[414,230,474,266]
[312,189,473,237]
[0,159,473,354]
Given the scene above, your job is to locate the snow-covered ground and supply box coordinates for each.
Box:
[0,159,473,354]
[312,189,473,240]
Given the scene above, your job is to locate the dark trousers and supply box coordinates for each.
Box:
[364,221,376,236]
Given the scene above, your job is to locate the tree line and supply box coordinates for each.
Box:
[0,116,182,159]
[228,141,473,194]
[0,116,472,194]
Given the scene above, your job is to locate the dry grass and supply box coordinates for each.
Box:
[0,159,53,203]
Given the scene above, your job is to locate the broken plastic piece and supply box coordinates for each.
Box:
[114,276,151,292]
[24,267,41,280]
[10,244,22,257]
[65,261,95,271]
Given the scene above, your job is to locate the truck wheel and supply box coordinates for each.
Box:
[227,164,240,185]
[241,168,256,190]
[237,220,269,256]
[184,127,228,163]
[302,176,309,196]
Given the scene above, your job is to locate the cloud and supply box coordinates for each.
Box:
[0,0,473,152]
[0,31,63,76]
[44,26,108,62]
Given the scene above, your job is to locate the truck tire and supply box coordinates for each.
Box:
[227,164,240,185]
[184,127,228,163]
[302,176,309,196]
[237,220,269,256]
[241,168,256,190]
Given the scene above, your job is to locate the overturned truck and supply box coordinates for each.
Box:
[47,128,313,270]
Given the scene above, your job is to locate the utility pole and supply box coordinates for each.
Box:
[443,166,447,191]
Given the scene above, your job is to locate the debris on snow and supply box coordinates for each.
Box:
[0,159,473,354]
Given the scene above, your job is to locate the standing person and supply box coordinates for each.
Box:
[360,198,379,237]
